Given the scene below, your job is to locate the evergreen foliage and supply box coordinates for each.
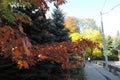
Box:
[106,36,119,60]
[0,56,65,80]
[106,36,113,51]
[52,8,64,25]
[16,6,54,45]
[17,7,69,44]
[51,8,70,42]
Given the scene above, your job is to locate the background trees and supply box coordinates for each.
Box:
[106,36,113,55]
[64,17,79,34]
[106,36,119,61]
[64,17,104,60]
[79,18,99,32]
[113,36,120,50]
[82,29,103,59]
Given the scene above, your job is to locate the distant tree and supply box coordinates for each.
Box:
[92,48,102,58]
[79,18,99,31]
[64,17,79,34]
[106,36,113,56]
[106,36,113,50]
[82,29,103,58]
[82,29,102,45]
[106,36,119,60]
[113,36,120,50]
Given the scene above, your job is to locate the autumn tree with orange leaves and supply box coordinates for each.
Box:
[0,0,67,68]
[64,17,80,34]
[0,0,97,80]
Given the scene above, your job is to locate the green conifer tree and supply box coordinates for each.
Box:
[16,6,55,45]
[51,8,69,42]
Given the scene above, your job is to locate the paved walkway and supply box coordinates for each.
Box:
[84,62,120,80]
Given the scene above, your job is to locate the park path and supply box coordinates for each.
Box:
[84,62,120,80]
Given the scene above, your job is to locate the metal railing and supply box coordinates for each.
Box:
[93,61,120,77]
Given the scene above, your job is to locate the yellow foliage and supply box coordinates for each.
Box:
[86,47,92,53]
[70,32,82,42]
[0,0,10,10]
[82,29,103,48]
[92,48,102,57]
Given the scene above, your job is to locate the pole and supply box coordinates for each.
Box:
[100,12,108,69]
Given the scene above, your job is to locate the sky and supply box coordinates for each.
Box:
[47,0,120,36]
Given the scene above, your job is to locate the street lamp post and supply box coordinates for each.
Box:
[100,12,108,69]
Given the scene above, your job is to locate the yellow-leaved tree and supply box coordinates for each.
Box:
[82,29,103,59]
[69,32,82,42]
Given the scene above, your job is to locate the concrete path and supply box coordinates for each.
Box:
[84,62,120,80]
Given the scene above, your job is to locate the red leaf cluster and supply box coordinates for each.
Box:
[0,26,97,69]
[0,26,35,69]
[22,0,67,12]
[30,39,97,69]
